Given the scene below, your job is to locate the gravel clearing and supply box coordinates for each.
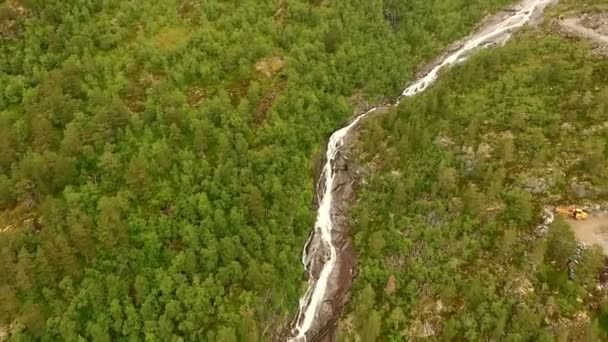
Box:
[555,13,608,55]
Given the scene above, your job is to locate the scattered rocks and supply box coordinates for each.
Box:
[347,92,370,116]
[568,243,586,280]
[535,206,555,237]
[418,322,436,338]
[462,146,476,173]
[514,276,535,298]
[434,134,455,148]
[476,142,493,160]
[523,177,549,195]
[582,121,608,136]
[408,319,437,339]
[436,300,445,313]
[553,13,608,56]
[518,166,566,197]
[0,321,20,341]
[571,179,596,199]
[460,141,496,173]
[255,56,286,78]
[561,122,575,133]
[187,87,205,107]
[582,203,604,215]
[580,13,608,37]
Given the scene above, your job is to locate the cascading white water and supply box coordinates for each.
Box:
[290,107,378,341]
[289,1,555,340]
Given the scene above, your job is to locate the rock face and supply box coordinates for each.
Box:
[295,137,364,342]
[283,104,389,342]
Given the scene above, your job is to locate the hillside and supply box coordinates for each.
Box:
[341,2,608,340]
[0,0,517,340]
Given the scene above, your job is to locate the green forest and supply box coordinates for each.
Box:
[2,0,608,341]
[341,6,608,342]
[0,0,517,340]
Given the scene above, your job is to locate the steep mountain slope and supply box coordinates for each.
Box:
[341,13,608,341]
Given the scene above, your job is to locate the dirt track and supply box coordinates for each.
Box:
[569,215,608,254]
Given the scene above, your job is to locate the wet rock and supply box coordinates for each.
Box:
[333,152,348,172]
[306,234,326,279]
[504,6,521,13]
[293,142,360,342]
[334,176,355,200]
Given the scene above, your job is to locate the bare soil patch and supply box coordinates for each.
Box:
[555,13,608,55]
[567,215,608,254]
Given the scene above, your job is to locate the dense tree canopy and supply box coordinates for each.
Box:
[4,0,608,340]
[0,0,518,340]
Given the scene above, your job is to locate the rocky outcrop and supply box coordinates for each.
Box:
[292,107,388,342]
[571,179,597,199]
[553,13,608,56]
[535,206,555,237]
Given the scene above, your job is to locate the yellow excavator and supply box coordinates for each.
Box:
[555,206,588,220]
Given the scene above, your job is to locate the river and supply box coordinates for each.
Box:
[289,0,556,341]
